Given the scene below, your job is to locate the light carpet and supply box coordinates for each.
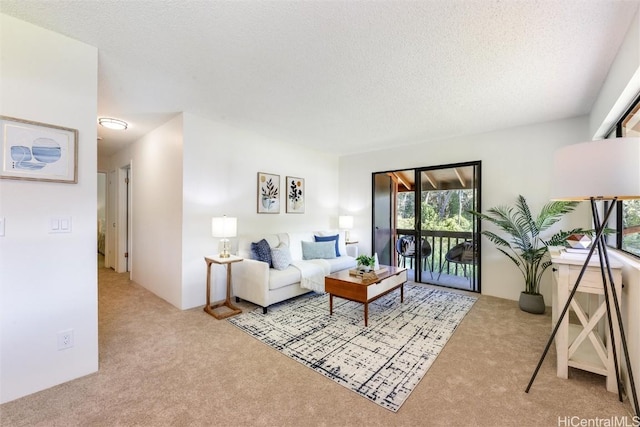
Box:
[228,284,477,412]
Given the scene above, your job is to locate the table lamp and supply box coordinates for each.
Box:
[526,137,640,416]
[211,216,237,258]
[339,215,354,243]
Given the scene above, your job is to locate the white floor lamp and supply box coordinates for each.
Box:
[525,137,640,417]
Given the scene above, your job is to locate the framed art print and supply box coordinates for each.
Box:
[286,176,304,213]
[0,116,78,183]
[257,172,280,213]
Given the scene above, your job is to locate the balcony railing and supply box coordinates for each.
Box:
[396,230,477,290]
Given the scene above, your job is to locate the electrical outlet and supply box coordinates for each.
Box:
[57,329,74,350]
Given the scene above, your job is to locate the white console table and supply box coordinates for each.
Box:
[550,248,623,393]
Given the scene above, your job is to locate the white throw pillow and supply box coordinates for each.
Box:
[271,243,292,270]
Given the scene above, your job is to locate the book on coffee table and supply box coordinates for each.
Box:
[348,267,389,279]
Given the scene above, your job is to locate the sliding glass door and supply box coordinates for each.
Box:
[372,161,481,293]
[374,173,394,266]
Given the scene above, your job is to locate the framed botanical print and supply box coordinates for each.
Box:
[286,176,304,213]
[257,172,280,213]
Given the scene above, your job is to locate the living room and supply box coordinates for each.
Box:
[1,1,640,424]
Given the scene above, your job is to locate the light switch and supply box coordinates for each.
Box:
[0,217,4,237]
[49,216,71,233]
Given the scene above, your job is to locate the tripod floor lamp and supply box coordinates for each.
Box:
[525,137,640,416]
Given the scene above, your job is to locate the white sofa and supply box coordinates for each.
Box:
[233,231,357,313]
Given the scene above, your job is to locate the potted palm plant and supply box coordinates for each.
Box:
[470,195,587,314]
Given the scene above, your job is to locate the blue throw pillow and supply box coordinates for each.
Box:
[251,239,272,267]
[314,234,340,256]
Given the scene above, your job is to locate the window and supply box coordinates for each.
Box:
[612,95,640,257]
[620,200,640,256]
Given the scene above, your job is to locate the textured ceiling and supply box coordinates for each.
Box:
[1,1,639,157]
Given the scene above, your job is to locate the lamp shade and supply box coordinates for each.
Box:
[339,215,354,229]
[551,137,640,200]
[211,216,237,238]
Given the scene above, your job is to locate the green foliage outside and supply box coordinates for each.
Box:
[397,189,475,232]
[622,200,640,256]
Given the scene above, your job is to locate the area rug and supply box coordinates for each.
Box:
[228,284,477,412]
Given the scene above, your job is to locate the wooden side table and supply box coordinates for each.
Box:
[550,248,623,393]
[204,255,243,319]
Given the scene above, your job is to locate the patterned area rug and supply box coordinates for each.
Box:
[228,284,477,412]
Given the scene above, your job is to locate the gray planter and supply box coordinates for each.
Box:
[519,292,545,314]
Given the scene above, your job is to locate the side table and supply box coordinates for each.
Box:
[345,241,359,258]
[204,255,243,319]
[550,248,623,393]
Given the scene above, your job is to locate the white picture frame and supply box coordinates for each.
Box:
[286,176,305,214]
[257,172,280,213]
[0,116,78,183]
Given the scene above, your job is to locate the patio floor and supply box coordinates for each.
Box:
[405,268,476,292]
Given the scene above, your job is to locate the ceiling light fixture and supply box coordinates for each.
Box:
[98,117,128,130]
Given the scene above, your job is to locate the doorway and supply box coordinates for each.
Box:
[118,165,131,274]
[372,161,481,292]
[105,164,132,274]
[98,172,106,265]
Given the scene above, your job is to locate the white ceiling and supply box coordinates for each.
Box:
[2,1,639,158]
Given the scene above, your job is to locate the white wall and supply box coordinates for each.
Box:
[181,113,340,308]
[107,112,339,310]
[339,116,591,304]
[0,15,98,403]
[97,154,109,173]
[590,8,640,139]
[109,115,184,308]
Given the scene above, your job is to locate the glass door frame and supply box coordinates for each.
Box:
[371,160,482,293]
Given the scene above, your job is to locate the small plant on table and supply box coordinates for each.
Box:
[356,255,376,272]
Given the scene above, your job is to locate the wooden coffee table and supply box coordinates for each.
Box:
[324,266,407,326]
